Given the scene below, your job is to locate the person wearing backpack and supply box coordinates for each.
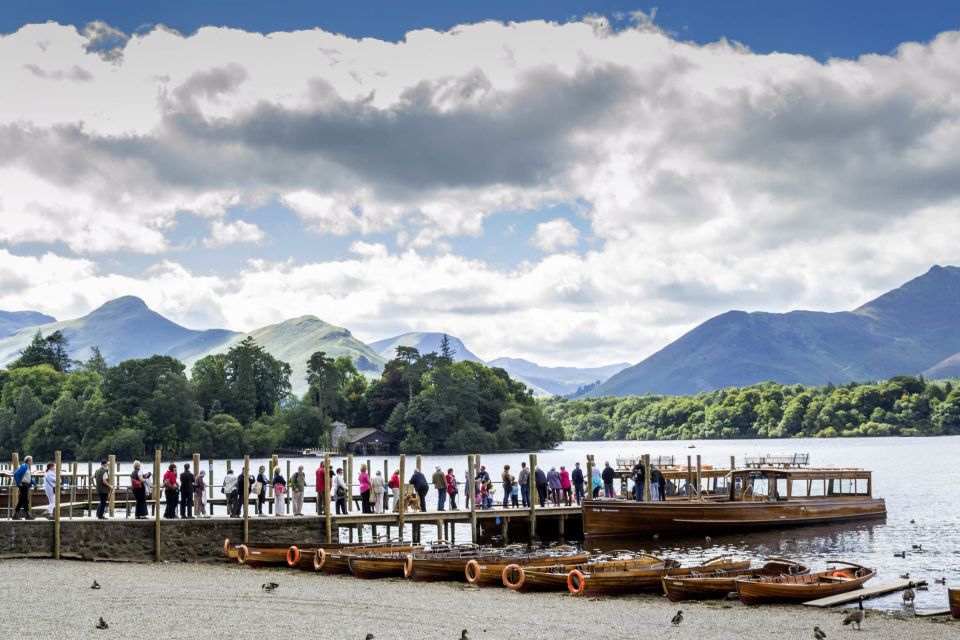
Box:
[333,468,348,514]
[290,465,306,516]
[272,467,287,517]
[221,468,239,517]
[12,455,36,520]
[501,465,514,509]
[254,466,268,516]
[179,463,195,519]
[130,460,148,519]
[94,460,114,520]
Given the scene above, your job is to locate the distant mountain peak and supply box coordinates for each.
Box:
[89,295,150,315]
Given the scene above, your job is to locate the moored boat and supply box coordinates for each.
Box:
[465,549,594,586]
[661,558,808,602]
[502,554,700,593]
[735,561,876,605]
[348,553,410,579]
[566,555,749,597]
[949,588,959,619]
[583,466,886,538]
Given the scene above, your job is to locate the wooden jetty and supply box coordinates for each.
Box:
[802,578,913,607]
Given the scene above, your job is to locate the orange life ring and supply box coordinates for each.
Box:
[403,554,414,578]
[502,564,525,590]
[567,569,586,596]
[831,570,852,579]
[223,538,231,557]
[313,548,327,571]
[237,544,250,564]
[465,559,481,584]
[286,546,301,567]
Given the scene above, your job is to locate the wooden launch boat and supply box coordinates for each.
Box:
[465,548,595,586]
[405,546,510,582]
[287,542,412,571]
[584,466,885,537]
[661,558,808,602]
[348,552,412,579]
[735,561,876,605]
[949,588,959,619]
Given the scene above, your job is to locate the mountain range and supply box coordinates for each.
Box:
[589,265,960,396]
[0,298,622,396]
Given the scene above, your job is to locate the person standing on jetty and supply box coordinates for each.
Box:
[272,467,287,516]
[162,463,179,518]
[131,461,148,519]
[409,468,429,512]
[571,462,585,505]
[194,469,208,517]
[501,465,514,509]
[222,467,239,517]
[445,468,458,510]
[601,462,615,498]
[371,470,385,514]
[94,459,113,520]
[11,455,35,520]
[631,460,646,502]
[333,468,348,514]
[389,469,401,510]
[433,466,447,511]
[43,462,57,519]
[255,465,268,516]
[559,466,572,506]
[534,465,548,508]
[315,462,327,514]
[290,465,306,516]
[547,467,561,506]
[179,463,195,519]
[650,466,662,501]
[358,465,371,514]
[518,462,530,508]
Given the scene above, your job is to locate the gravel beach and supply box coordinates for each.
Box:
[0,559,954,639]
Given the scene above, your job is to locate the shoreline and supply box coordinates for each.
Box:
[1,559,955,640]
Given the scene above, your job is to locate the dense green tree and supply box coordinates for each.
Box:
[224,337,291,424]
[9,330,72,372]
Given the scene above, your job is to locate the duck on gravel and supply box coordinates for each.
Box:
[842,596,864,631]
[671,611,684,627]
[813,626,826,640]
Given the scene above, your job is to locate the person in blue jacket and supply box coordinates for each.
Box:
[12,455,36,520]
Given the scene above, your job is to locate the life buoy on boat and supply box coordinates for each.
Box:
[403,554,414,578]
[465,560,481,584]
[313,548,326,571]
[237,544,250,564]
[567,569,586,596]
[286,546,301,567]
[502,564,525,590]
[223,538,231,557]
[831,570,852,579]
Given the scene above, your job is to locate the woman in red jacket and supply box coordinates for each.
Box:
[445,468,459,511]
[389,470,400,512]
[559,466,573,506]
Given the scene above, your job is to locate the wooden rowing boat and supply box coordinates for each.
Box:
[466,550,596,586]
[735,561,876,605]
[348,553,411,579]
[949,588,959,619]
[661,558,808,602]
[288,542,412,571]
[408,545,591,583]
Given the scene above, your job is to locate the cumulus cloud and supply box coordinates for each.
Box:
[531,218,580,251]
[1,20,960,365]
[204,219,265,248]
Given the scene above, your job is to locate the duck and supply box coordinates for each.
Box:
[813,626,827,640]
[893,551,906,558]
[899,573,910,580]
[842,596,864,631]
[262,582,279,592]
[671,610,684,627]
[460,631,470,640]
[96,617,109,630]
[902,583,915,605]
[911,544,922,550]
[934,577,947,585]
[91,580,101,590]
[365,635,374,640]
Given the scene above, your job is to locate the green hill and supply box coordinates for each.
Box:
[0,310,56,337]
[369,332,483,362]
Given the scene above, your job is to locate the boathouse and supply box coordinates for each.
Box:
[332,425,397,455]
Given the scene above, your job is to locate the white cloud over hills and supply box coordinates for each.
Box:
[1,18,959,366]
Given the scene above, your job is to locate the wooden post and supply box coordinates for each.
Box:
[643,454,651,502]
[324,454,332,543]
[467,455,477,543]
[415,455,422,472]
[87,461,93,516]
[207,459,214,515]
[585,454,594,501]
[687,455,694,500]
[69,462,77,519]
[383,459,390,513]
[153,450,161,562]
[191,453,200,515]
[107,454,116,517]
[346,454,354,513]
[270,454,278,514]
[243,456,250,544]
[286,459,291,512]
[397,454,406,541]
[502,516,509,544]
[529,453,537,542]
[696,454,702,500]
[54,451,62,559]
[11,453,19,520]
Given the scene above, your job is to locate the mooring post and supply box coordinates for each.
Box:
[270,454,279,514]
[286,459,291,512]
[208,459,215,515]
[69,462,77,519]
[529,453,537,542]
[153,449,161,562]
[467,454,476,543]
[86,461,93,516]
[346,454,354,513]
[643,453,651,502]
[696,454,702,500]
[192,453,200,513]
[243,455,250,544]
[397,454,406,541]
[383,459,390,514]
[54,450,61,559]
[502,517,509,544]
[323,453,332,543]
[686,455,693,500]
[585,454,594,501]
[108,454,116,517]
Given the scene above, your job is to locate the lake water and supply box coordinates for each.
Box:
[158,435,960,612]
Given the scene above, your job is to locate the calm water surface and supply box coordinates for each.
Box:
[177,436,959,612]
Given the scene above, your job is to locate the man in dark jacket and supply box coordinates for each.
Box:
[571,462,585,505]
[631,461,646,501]
[179,463,195,519]
[601,462,615,498]
[409,469,429,512]
[534,466,548,508]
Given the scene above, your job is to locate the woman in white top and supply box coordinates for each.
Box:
[43,462,57,518]
[372,471,385,514]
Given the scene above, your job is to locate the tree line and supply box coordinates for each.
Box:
[0,331,562,460]
[544,375,960,441]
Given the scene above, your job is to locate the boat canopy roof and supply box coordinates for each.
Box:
[729,467,871,480]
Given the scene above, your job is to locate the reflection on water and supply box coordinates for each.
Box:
[184,435,960,611]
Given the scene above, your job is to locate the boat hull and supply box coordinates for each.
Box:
[348,555,408,579]
[661,561,808,602]
[468,553,592,586]
[949,588,959,619]
[576,559,750,597]
[735,566,875,605]
[582,497,887,537]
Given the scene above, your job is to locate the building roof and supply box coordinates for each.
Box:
[344,427,397,443]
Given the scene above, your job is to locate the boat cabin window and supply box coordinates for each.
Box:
[827,477,868,496]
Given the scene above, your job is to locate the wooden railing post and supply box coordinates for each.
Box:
[270,454,279,514]
[696,454,702,500]
[467,455,477,543]
[286,459,291,512]
[243,456,250,544]
[643,453,651,502]
[86,461,93,516]
[54,451,61,559]
[323,453,332,543]
[687,455,694,501]
[529,453,537,541]
[208,459,215,516]
[153,449,161,562]
[346,454,354,513]
[69,462,77,519]
[585,454,594,501]
[108,454,116,517]
[397,454,406,541]
[192,452,200,515]
[10,453,19,519]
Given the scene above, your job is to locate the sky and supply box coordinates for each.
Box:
[2,2,960,367]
